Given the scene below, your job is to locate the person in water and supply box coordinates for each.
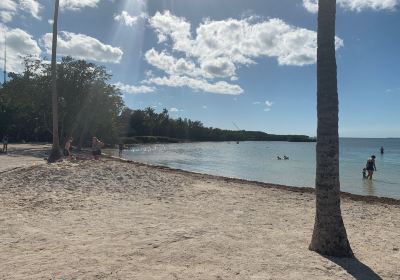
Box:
[380,146,384,154]
[362,168,367,179]
[365,155,377,180]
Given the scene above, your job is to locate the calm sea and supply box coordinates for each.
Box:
[109,138,400,199]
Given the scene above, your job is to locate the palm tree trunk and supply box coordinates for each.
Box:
[309,0,353,257]
[48,0,62,162]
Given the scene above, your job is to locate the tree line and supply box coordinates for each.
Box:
[118,107,314,143]
[0,56,313,146]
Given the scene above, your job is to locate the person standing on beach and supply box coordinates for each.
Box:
[92,137,104,160]
[365,155,377,180]
[2,135,8,153]
[380,146,384,154]
[64,137,73,159]
[118,143,124,157]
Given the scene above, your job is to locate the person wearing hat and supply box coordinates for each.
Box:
[365,155,377,180]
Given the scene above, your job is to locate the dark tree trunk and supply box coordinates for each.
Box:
[48,0,62,162]
[309,0,353,257]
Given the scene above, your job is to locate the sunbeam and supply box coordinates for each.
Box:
[109,0,148,84]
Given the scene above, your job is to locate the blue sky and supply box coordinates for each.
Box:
[1,0,399,137]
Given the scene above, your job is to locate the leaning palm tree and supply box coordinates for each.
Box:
[48,0,62,163]
[309,0,353,257]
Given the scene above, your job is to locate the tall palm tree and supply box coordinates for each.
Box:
[48,0,62,162]
[309,0,353,257]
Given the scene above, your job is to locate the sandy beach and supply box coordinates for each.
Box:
[0,144,399,279]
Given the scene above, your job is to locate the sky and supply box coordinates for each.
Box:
[0,0,399,138]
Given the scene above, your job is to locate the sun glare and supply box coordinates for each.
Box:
[110,0,148,82]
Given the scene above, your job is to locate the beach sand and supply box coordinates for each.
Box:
[0,144,399,279]
[0,144,49,173]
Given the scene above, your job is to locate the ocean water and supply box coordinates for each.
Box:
[110,138,400,199]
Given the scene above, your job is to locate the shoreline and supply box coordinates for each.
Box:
[105,154,400,206]
[1,143,399,205]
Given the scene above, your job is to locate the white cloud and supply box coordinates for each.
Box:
[149,12,340,67]
[264,100,274,111]
[253,101,261,105]
[114,11,137,26]
[0,0,42,22]
[0,0,17,22]
[143,11,343,95]
[0,11,14,22]
[303,0,399,13]
[339,0,399,11]
[144,48,204,78]
[303,0,319,13]
[146,75,243,95]
[114,10,147,26]
[48,19,54,25]
[144,48,238,80]
[114,82,155,94]
[169,107,179,112]
[149,10,191,45]
[41,31,123,63]
[60,0,100,11]
[265,100,274,107]
[200,57,236,78]
[202,105,208,109]
[0,0,17,11]
[0,24,42,73]
[19,0,41,19]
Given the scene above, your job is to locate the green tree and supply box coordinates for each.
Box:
[53,57,123,147]
[0,58,51,141]
[0,56,123,146]
[309,0,353,257]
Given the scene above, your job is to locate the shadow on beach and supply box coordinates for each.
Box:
[4,148,49,159]
[327,256,382,280]
[2,144,88,159]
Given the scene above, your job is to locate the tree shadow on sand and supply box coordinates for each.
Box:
[326,256,383,280]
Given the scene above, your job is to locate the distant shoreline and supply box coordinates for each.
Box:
[119,135,316,145]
